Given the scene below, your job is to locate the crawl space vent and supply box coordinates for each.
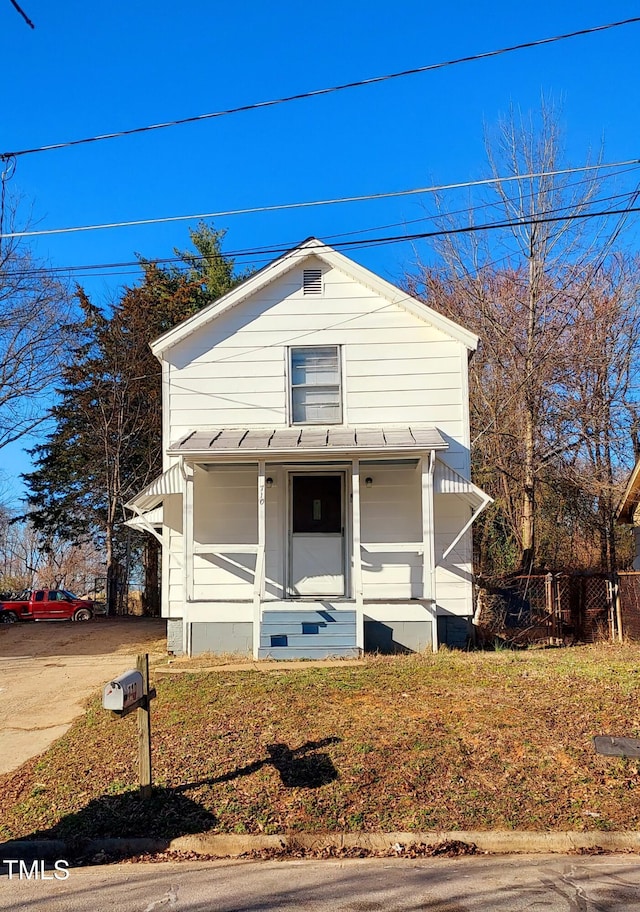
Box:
[303,268,322,295]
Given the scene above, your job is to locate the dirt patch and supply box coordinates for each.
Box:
[0,617,166,659]
[0,618,166,774]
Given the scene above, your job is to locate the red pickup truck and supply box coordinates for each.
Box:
[0,589,94,623]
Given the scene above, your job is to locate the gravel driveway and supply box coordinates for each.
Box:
[0,618,166,774]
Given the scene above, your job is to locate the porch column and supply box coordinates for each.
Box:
[352,459,364,651]
[182,462,194,603]
[421,451,438,651]
[253,460,266,659]
[182,461,194,654]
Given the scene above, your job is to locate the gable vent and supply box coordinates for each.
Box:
[303,268,322,295]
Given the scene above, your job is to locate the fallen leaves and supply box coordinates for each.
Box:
[3,646,640,840]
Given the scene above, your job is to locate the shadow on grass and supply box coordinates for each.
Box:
[175,736,342,793]
[3,736,342,856]
[27,788,217,842]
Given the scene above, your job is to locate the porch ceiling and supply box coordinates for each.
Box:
[168,426,447,459]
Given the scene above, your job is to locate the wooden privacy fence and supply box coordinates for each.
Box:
[475,572,634,645]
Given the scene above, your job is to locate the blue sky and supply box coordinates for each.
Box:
[1,0,640,501]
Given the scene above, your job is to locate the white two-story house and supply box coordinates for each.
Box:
[127,238,490,657]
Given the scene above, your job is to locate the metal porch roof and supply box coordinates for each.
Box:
[126,463,183,511]
[168,426,448,457]
[434,459,493,511]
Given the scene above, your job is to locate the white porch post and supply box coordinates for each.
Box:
[352,459,364,651]
[421,451,438,651]
[182,462,194,655]
[253,460,266,659]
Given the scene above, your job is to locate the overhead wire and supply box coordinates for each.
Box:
[7,0,34,29]
[2,158,639,240]
[35,166,640,281]
[318,166,640,245]
[470,182,640,448]
[1,16,639,160]
[7,190,640,280]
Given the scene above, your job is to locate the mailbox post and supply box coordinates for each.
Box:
[102,653,155,797]
[137,653,152,798]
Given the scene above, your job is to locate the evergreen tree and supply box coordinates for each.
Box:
[25,225,242,613]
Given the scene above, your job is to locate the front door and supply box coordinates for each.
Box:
[289,473,345,596]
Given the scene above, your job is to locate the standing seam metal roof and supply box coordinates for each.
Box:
[169,426,447,454]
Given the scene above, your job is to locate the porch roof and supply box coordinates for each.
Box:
[435,459,493,511]
[126,462,183,511]
[125,505,163,530]
[168,426,448,459]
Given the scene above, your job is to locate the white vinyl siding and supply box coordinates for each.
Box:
[434,493,474,617]
[356,464,472,613]
[178,463,472,617]
[190,465,286,601]
[166,259,470,473]
[290,346,341,424]
[163,494,184,619]
[153,248,481,639]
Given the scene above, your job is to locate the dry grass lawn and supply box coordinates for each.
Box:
[3,644,640,841]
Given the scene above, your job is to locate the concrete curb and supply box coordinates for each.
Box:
[3,830,640,861]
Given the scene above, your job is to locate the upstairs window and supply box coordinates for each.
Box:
[290,346,342,424]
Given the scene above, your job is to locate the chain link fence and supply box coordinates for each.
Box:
[475,573,617,645]
[618,572,640,641]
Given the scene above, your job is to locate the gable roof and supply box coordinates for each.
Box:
[150,237,479,357]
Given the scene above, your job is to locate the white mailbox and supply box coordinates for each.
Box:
[102,670,144,712]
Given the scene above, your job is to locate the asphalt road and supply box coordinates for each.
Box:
[1,855,640,911]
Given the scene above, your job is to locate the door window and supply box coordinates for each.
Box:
[292,475,342,533]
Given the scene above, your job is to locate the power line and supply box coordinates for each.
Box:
[319,166,640,244]
[7,196,640,280]
[1,16,639,160]
[336,203,640,254]
[2,158,639,240]
[8,0,34,29]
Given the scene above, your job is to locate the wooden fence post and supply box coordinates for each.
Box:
[545,573,554,643]
[614,576,624,643]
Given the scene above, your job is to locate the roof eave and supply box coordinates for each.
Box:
[150,238,478,356]
[616,459,640,523]
[168,443,449,461]
[150,238,324,358]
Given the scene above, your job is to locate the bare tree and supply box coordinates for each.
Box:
[409,100,639,573]
[0,505,103,595]
[0,195,72,449]
[557,257,640,574]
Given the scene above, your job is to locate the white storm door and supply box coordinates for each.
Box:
[290,474,345,596]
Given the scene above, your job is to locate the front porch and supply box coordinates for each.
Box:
[128,426,490,657]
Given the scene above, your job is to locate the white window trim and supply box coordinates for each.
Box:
[288,345,343,426]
